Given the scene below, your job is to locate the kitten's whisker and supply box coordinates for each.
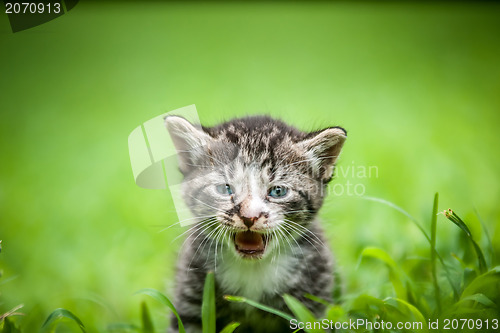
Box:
[186,194,227,214]
[179,219,218,253]
[218,226,228,252]
[272,229,280,251]
[177,214,224,223]
[158,221,185,233]
[270,228,278,265]
[172,218,217,243]
[282,209,315,215]
[219,227,229,263]
[281,221,324,255]
[270,228,281,276]
[212,225,227,271]
[283,219,327,248]
[276,225,292,249]
[282,221,323,248]
[179,219,218,249]
[188,224,221,271]
[156,215,211,233]
[277,224,314,279]
[274,227,282,261]
[282,220,318,240]
[177,220,219,261]
[278,225,301,256]
[274,225,295,255]
[206,228,220,270]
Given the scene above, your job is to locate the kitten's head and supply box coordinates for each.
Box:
[165,115,346,260]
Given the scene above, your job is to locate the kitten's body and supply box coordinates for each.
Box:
[165,116,346,333]
[175,221,333,332]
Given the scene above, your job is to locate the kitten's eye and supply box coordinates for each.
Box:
[216,184,234,195]
[268,186,288,198]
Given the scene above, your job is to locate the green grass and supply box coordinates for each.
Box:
[3,194,498,332]
[237,195,498,332]
[1,1,500,332]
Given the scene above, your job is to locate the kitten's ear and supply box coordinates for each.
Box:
[164,116,213,174]
[298,127,347,181]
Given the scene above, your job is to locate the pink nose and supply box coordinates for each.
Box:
[239,197,264,228]
[241,216,258,228]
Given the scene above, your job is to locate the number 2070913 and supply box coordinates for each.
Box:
[5,2,61,14]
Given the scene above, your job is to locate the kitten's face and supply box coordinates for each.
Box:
[166,116,346,260]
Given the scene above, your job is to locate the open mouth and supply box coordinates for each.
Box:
[233,231,270,259]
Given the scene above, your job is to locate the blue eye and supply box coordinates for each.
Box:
[216,184,234,195]
[268,186,288,198]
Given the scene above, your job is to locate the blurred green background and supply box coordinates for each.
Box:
[1,1,499,331]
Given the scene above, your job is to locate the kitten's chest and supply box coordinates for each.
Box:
[216,253,300,301]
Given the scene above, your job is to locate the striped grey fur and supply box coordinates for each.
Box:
[165,116,346,333]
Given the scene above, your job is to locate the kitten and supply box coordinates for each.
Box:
[165,115,346,333]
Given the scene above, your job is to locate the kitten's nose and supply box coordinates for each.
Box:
[241,216,258,229]
[239,197,265,228]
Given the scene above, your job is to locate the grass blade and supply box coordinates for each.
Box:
[460,266,500,306]
[359,247,406,300]
[384,298,428,332]
[359,196,430,242]
[140,301,154,333]
[443,209,487,273]
[202,272,216,333]
[219,322,240,333]
[349,294,385,319]
[430,193,441,313]
[2,316,21,333]
[304,293,329,306]
[135,288,185,333]
[0,305,24,321]
[474,208,495,266]
[224,295,294,321]
[444,210,471,235]
[42,308,86,333]
[283,294,321,333]
[360,195,459,297]
[456,293,496,308]
[471,241,488,274]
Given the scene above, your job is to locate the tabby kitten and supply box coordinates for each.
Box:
[165,115,346,333]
